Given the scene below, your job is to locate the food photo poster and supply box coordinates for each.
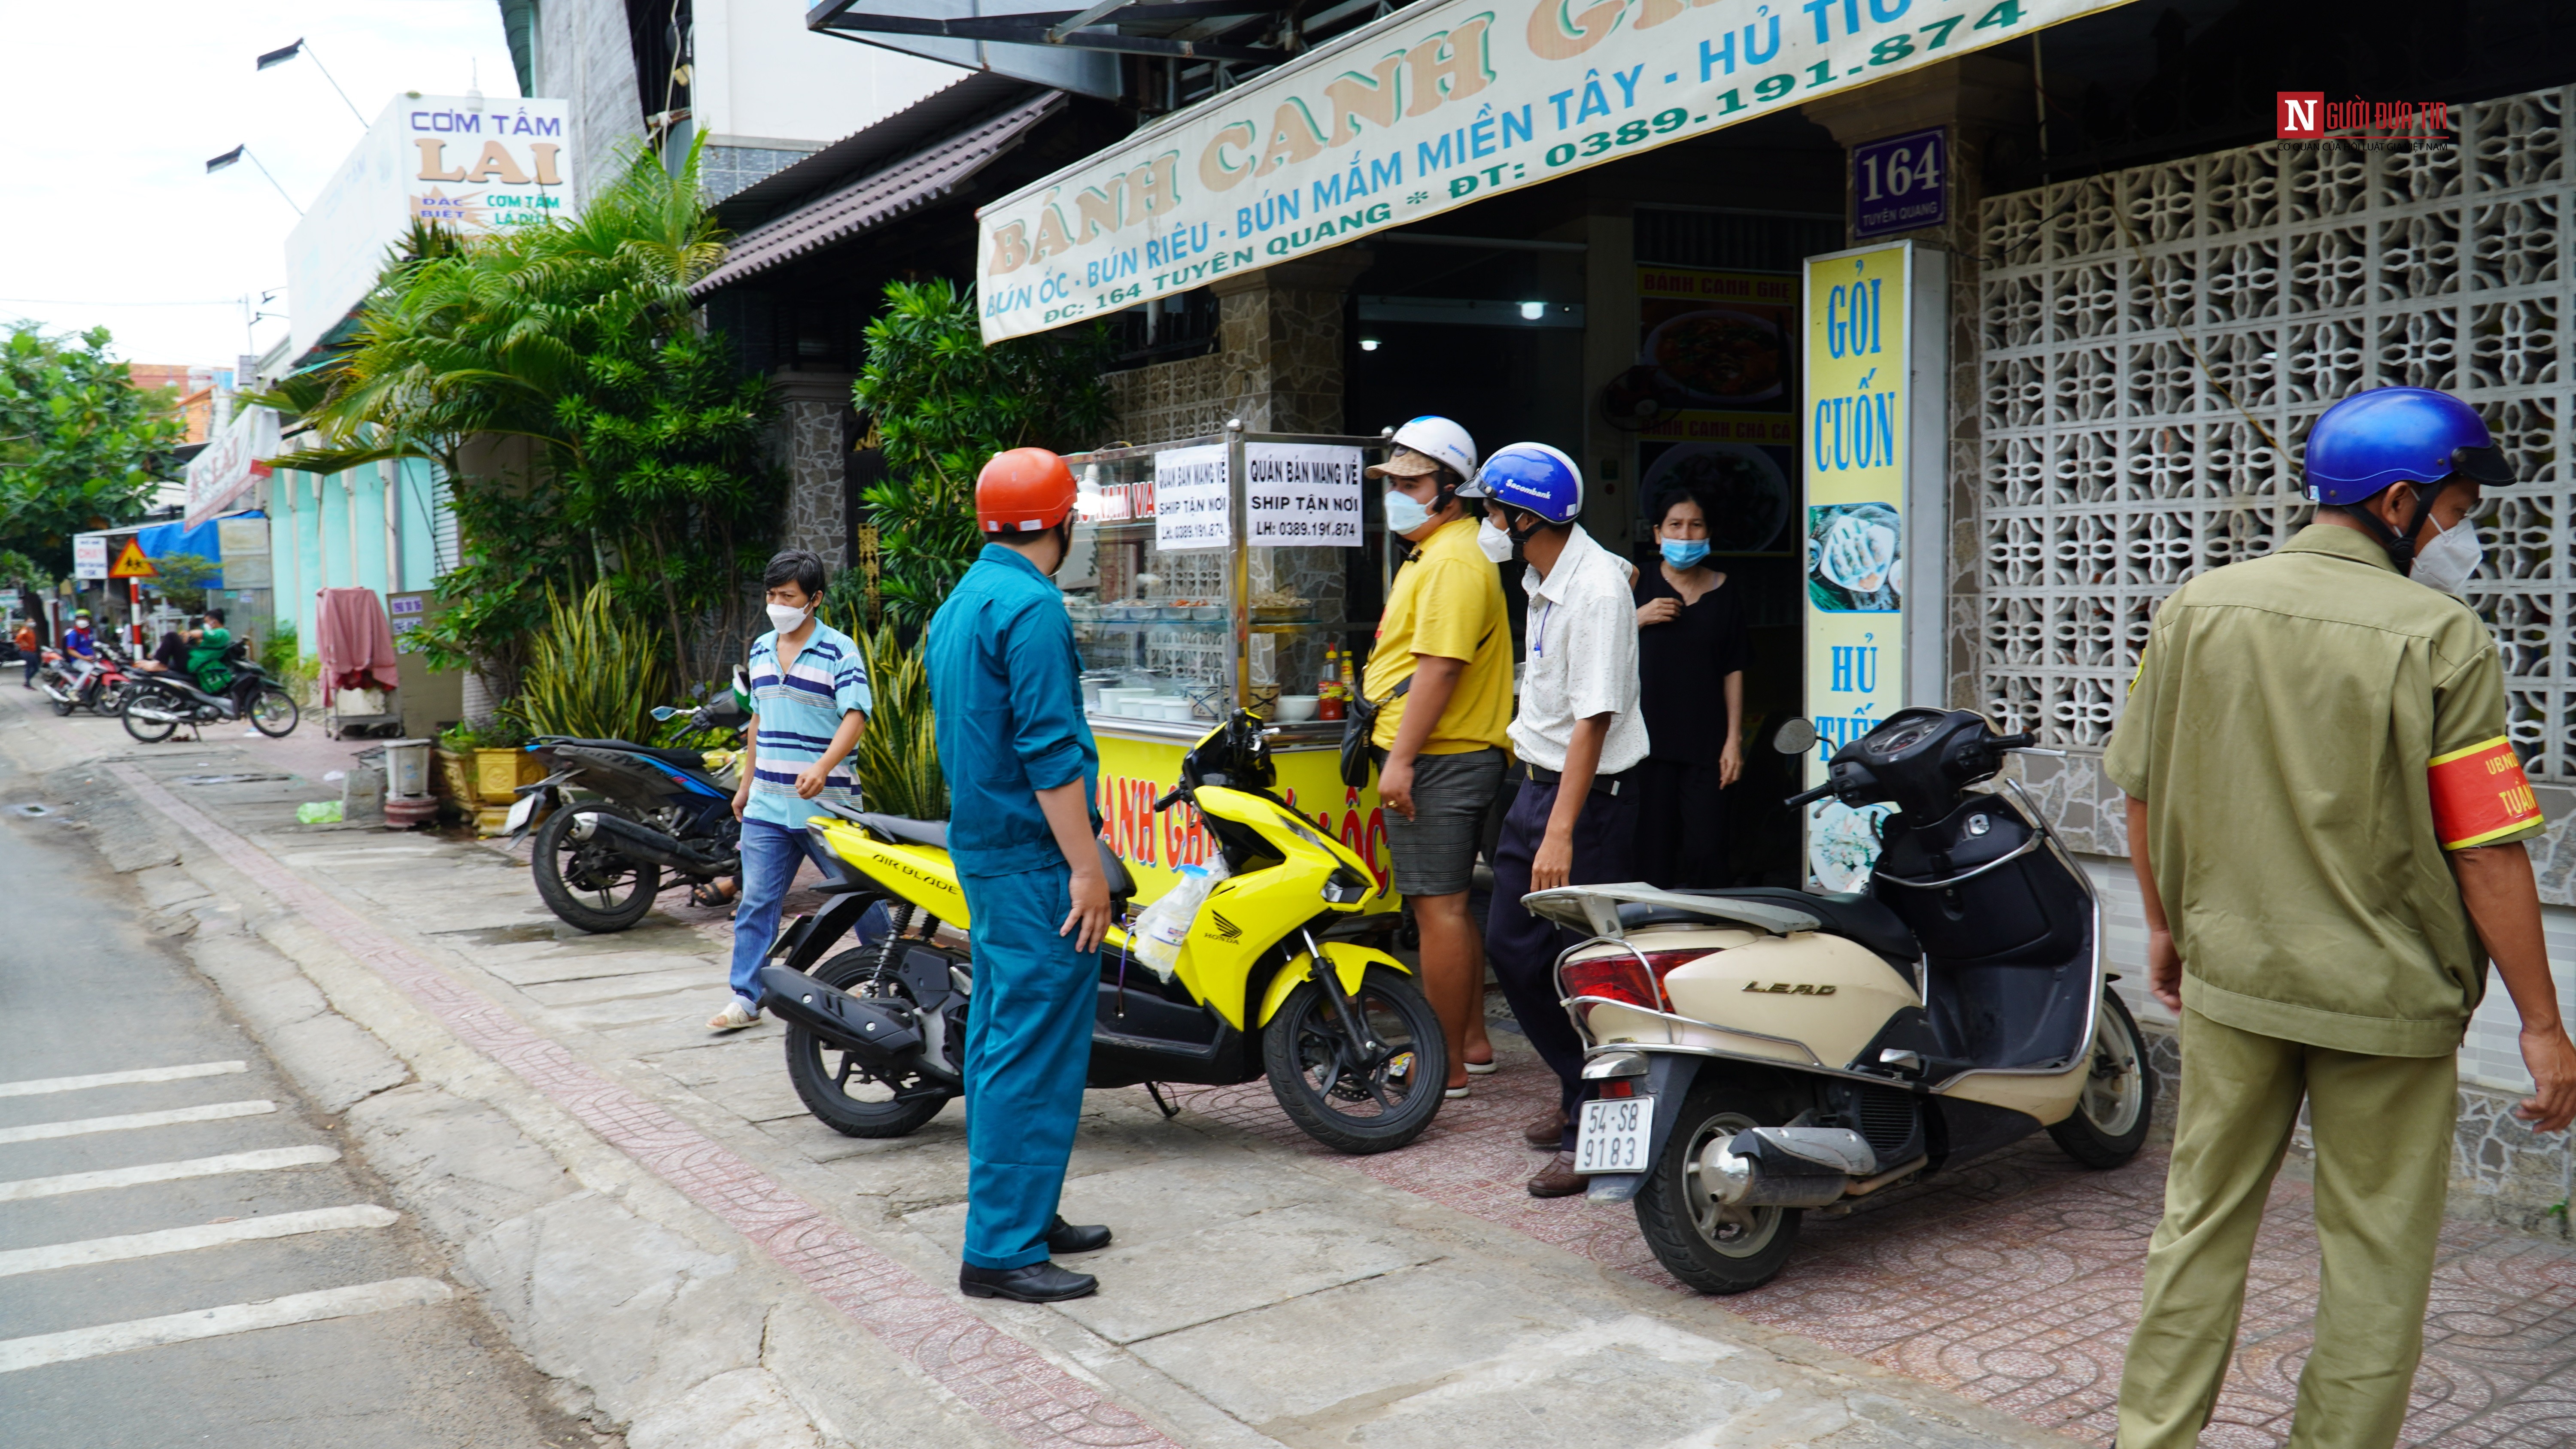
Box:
[1630,266,1798,557]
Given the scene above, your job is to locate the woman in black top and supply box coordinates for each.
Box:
[1631,486,1750,888]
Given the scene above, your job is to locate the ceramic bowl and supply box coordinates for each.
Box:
[1273,694,1319,722]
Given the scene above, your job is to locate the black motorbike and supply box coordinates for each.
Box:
[122,644,299,742]
[508,694,750,933]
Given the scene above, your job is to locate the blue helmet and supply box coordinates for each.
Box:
[2304,387,2512,505]
[1473,443,1583,524]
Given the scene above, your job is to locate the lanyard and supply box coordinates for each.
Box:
[1531,597,1554,658]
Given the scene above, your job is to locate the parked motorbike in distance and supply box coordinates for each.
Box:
[121,643,299,742]
[1534,708,2153,1294]
[507,691,750,933]
[38,644,136,717]
[757,709,1447,1156]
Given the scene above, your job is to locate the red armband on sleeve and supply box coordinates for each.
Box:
[2428,736,2544,849]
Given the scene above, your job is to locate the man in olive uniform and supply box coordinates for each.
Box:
[2108,387,2576,1447]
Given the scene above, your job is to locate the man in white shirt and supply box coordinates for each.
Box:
[1475,443,1649,1197]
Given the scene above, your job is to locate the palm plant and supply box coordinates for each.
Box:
[258,139,775,692]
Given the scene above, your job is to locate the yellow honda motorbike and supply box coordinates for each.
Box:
[756,711,1447,1155]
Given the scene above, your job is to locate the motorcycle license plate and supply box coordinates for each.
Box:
[504,794,539,834]
[1572,1096,1654,1174]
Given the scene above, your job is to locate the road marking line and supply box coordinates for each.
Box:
[0,1277,453,1373]
[0,1100,276,1146]
[0,1061,249,1098]
[0,1145,341,1203]
[0,1204,398,1278]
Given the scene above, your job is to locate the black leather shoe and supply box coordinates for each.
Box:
[959,1261,1098,1302]
[1045,1215,1112,1255]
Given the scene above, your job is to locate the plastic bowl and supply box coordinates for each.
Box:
[1273,694,1319,722]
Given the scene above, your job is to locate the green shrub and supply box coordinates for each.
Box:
[852,279,1114,627]
[504,582,674,744]
[830,610,945,820]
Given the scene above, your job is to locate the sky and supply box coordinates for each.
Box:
[0,0,520,370]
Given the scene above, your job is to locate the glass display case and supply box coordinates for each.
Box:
[1061,426,1388,742]
[1061,425,1401,909]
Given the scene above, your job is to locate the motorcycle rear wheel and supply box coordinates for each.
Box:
[1262,964,1446,1154]
[97,682,131,716]
[249,686,299,737]
[531,803,661,933]
[122,693,178,743]
[783,947,953,1138]
[1634,1082,1802,1294]
[48,694,73,716]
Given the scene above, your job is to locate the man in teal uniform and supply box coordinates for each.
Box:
[926,447,1116,1303]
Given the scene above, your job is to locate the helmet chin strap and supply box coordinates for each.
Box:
[2351,476,2454,577]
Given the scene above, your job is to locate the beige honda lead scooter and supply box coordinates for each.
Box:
[1525,707,2153,1294]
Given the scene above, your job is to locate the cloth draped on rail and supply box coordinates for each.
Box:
[314,588,399,706]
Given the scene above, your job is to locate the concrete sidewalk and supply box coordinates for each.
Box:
[12,686,2576,1447]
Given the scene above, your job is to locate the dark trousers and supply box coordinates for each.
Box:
[1486,770,1639,1152]
[1632,756,1729,889]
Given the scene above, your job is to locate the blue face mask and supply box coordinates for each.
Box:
[1384,488,1432,536]
[1660,538,1711,569]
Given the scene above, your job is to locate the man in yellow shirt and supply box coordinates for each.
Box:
[1363,416,1513,1099]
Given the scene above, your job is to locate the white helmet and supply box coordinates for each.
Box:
[1376,415,1477,484]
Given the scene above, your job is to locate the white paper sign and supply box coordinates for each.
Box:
[72,535,109,580]
[1245,444,1365,547]
[1154,445,1231,551]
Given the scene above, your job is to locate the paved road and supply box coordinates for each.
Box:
[0,789,592,1448]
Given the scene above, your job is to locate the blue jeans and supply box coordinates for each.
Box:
[729,816,831,1009]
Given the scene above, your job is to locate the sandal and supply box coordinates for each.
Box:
[690,880,740,908]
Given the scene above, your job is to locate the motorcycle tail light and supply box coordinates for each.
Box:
[1637,949,1713,986]
[1561,954,1658,1013]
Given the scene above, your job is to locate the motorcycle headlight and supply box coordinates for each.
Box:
[1320,867,1372,905]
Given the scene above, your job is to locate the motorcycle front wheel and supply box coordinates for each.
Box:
[530,803,661,933]
[122,692,178,743]
[1261,964,1446,1154]
[248,686,299,737]
[1634,1082,1802,1294]
[2046,990,2154,1169]
[783,946,954,1138]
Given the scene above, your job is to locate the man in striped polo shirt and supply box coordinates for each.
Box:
[711,549,871,1031]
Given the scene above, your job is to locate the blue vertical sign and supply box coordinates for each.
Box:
[1852,127,1948,240]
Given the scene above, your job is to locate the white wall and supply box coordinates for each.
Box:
[693,0,958,149]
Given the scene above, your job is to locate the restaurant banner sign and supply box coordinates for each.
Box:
[183,404,281,529]
[977,0,2123,341]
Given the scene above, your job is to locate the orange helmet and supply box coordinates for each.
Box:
[976,448,1079,535]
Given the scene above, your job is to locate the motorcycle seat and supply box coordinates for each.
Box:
[1096,840,1136,903]
[859,812,949,849]
[1624,887,1922,965]
[550,740,712,770]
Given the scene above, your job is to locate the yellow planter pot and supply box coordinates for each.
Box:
[473,747,543,805]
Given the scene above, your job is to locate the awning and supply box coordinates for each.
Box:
[693,91,1068,296]
[975,0,2134,343]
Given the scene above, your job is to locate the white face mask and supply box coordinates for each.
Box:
[766,601,811,634]
[1476,518,1515,564]
[2411,517,2483,596]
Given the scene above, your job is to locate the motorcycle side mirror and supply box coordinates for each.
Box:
[649,706,679,721]
[1771,717,1818,756]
